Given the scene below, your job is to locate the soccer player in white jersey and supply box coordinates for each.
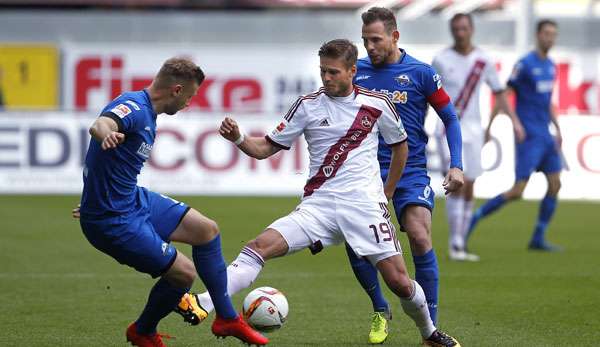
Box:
[433,13,525,261]
[181,39,461,346]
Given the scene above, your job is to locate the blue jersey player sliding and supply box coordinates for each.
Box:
[467,20,563,252]
[77,57,268,347]
[346,7,464,345]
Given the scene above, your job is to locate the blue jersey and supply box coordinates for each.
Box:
[507,51,555,138]
[80,90,157,217]
[355,50,458,186]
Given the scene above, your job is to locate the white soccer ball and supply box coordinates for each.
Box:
[242,286,289,332]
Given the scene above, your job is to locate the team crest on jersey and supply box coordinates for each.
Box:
[361,115,373,129]
[394,74,411,86]
[322,165,334,177]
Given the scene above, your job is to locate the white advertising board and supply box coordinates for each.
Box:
[1,113,599,200]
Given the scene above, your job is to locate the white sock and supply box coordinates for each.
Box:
[196,246,265,313]
[445,195,465,250]
[400,280,436,339]
[462,200,474,249]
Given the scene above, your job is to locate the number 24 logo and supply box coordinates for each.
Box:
[391,91,408,104]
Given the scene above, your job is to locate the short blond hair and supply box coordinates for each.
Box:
[155,57,205,88]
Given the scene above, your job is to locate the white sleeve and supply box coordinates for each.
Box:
[377,97,408,145]
[265,97,307,150]
[484,58,504,92]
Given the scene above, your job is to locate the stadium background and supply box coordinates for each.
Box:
[1,1,599,346]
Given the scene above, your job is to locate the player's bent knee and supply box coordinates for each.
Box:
[407,230,431,253]
[165,253,196,288]
[245,229,289,260]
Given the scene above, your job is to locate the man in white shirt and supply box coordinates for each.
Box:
[188,39,461,347]
[433,13,525,261]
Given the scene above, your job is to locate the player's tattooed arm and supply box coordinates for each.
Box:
[220,117,280,159]
[89,116,125,150]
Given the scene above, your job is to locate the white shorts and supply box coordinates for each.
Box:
[437,134,483,181]
[268,196,402,265]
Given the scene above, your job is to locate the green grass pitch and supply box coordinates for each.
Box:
[1,195,599,346]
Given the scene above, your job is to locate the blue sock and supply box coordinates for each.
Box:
[467,194,507,241]
[136,277,188,334]
[344,243,389,312]
[192,234,237,319]
[531,196,557,244]
[413,249,439,325]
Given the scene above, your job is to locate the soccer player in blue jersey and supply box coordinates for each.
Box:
[78,57,268,347]
[346,7,464,345]
[467,20,563,252]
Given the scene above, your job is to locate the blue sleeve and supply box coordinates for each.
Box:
[103,102,141,133]
[421,65,442,97]
[507,60,525,90]
[437,103,463,170]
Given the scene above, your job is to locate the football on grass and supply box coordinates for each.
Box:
[242,286,289,332]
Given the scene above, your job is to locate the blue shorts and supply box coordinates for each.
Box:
[391,184,435,232]
[515,136,562,181]
[80,187,190,278]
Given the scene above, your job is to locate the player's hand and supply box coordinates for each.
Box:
[513,122,526,143]
[443,167,464,195]
[219,117,242,143]
[101,132,125,150]
[72,204,81,219]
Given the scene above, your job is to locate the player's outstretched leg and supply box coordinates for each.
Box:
[376,255,460,347]
[344,243,391,344]
[174,209,268,345]
[466,194,506,242]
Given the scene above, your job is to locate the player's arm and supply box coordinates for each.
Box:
[220,117,280,159]
[384,142,408,200]
[377,96,409,200]
[89,115,125,150]
[487,87,526,143]
[550,104,562,147]
[427,81,464,194]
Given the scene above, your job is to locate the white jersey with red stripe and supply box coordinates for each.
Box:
[266,86,407,202]
[432,47,503,141]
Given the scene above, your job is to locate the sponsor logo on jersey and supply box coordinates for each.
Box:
[125,100,141,110]
[137,142,153,159]
[318,118,330,127]
[144,126,151,132]
[536,80,554,93]
[111,104,132,118]
[161,242,169,255]
[394,74,411,86]
[355,75,371,81]
[322,165,334,177]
